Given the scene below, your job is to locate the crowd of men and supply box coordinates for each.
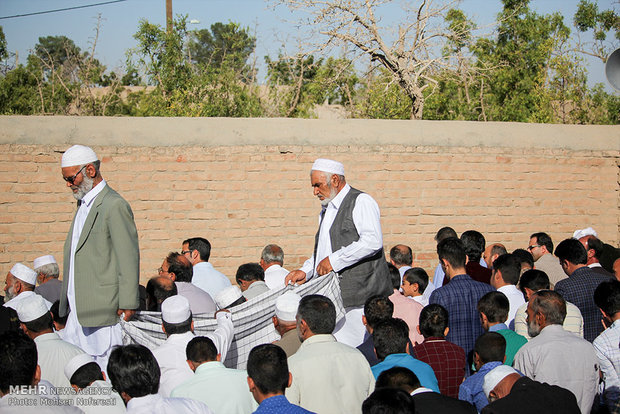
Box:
[1,147,620,414]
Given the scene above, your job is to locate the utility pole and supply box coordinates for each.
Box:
[166,0,172,33]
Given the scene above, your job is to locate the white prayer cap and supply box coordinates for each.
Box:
[161,295,191,324]
[33,255,57,270]
[482,365,520,398]
[64,353,97,381]
[10,263,37,285]
[572,227,598,239]
[16,294,49,322]
[311,158,345,176]
[275,291,301,322]
[215,285,243,309]
[61,145,99,168]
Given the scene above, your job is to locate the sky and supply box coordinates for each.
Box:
[0,0,617,91]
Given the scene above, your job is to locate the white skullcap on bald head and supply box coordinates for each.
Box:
[572,227,598,239]
[10,263,37,285]
[61,145,99,168]
[482,365,520,398]
[312,158,345,176]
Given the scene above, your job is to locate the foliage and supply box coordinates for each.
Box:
[573,0,619,60]
[0,26,7,61]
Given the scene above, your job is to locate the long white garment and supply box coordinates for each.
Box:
[126,393,213,414]
[75,380,126,414]
[35,332,85,390]
[64,180,122,361]
[300,184,383,279]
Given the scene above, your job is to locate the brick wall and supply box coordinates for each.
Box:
[0,116,618,285]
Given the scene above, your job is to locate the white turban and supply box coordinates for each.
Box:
[312,158,345,176]
[61,145,99,168]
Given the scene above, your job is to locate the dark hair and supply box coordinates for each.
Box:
[50,300,68,326]
[584,236,605,260]
[530,232,554,254]
[518,269,550,296]
[435,226,457,243]
[375,366,421,393]
[490,244,508,257]
[70,362,104,389]
[364,295,394,329]
[166,252,193,282]
[390,245,413,267]
[554,238,587,265]
[163,315,192,336]
[0,331,38,394]
[477,291,509,324]
[186,336,218,363]
[22,311,54,333]
[236,263,265,283]
[247,344,289,394]
[474,332,506,364]
[107,344,160,398]
[419,304,449,338]
[530,290,567,325]
[437,237,466,269]
[298,295,336,334]
[387,263,401,290]
[594,280,620,316]
[512,248,534,270]
[146,277,177,312]
[362,387,416,414]
[183,237,211,262]
[403,268,429,294]
[373,318,409,360]
[461,230,486,262]
[492,254,521,285]
[261,244,284,265]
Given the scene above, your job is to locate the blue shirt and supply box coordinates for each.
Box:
[254,395,316,414]
[371,353,440,392]
[459,360,503,411]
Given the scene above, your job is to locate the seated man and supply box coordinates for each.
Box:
[459,332,506,412]
[145,276,177,312]
[152,295,233,397]
[63,353,125,413]
[272,291,302,357]
[376,366,476,414]
[247,344,315,413]
[107,344,213,413]
[259,245,290,290]
[412,303,466,399]
[481,365,580,414]
[236,263,270,301]
[3,263,52,310]
[171,336,257,413]
[371,318,439,393]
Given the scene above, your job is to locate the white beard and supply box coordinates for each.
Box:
[73,173,94,201]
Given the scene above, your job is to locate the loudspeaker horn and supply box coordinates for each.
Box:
[605,48,620,91]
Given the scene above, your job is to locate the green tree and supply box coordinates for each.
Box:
[0,26,7,61]
[573,0,619,61]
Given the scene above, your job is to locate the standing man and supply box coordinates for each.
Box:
[59,145,139,368]
[286,158,392,347]
[527,232,565,287]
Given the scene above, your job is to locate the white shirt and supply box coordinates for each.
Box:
[593,319,620,408]
[65,180,122,357]
[3,290,52,311]
[496,284,525,326]
[264,264,290,290]
[153,312,234,397]
[300,184,383,279]
[126,393,213,414]
[191,262,231,300]
[75,380,126,414]
[34,332,85,390]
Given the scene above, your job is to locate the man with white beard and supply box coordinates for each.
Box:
[58,145,140,370]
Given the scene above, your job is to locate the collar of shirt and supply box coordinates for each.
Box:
[80,179,107,208]
[422,336,447,344]
[300,333,336,349]
[538,323,565,337]
[588,263,603,268]
[165,331,195,344]
[410,387,434,396]
[489,323,508,332]
[451,274,470,281]
[570,266,591,278]
[195,360,225,374]
[127,394,163,410]
[194,261,214,270]
[33,331,61,344]
[327,183,351,212]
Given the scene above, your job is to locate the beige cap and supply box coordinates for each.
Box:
[33,255,57,270]
[275,291,302,322]
[16,294,49,322]
[64,353,97,381]
[161,295,191,324]
[312,158,345,176]
[10,263,37,285]
[61,145,98,168]
[215,285,243,309]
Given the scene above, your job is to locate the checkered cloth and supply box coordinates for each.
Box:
[121,272,345,369]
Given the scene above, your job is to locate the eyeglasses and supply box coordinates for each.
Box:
[527,245,541,251]
[181,250,191,255]
[63,165,86,185]
[158,267,167,275]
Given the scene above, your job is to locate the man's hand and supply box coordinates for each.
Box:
[117,309,136,322]
[285,270,307,286]
[215,309,231,317]
[316,257,333,276]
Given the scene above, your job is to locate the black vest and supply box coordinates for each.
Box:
[327,187,392,307]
